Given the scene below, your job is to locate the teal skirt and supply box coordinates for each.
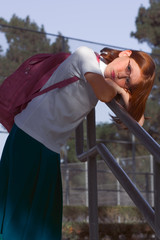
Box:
[0,124,62,240]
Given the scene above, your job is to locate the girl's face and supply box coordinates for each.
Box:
[104,50,142,91]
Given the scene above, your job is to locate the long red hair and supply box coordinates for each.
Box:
[100,48,155,123]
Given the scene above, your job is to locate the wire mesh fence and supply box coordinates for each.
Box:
[61,155,154,207]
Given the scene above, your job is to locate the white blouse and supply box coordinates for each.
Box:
[15,46,107,153]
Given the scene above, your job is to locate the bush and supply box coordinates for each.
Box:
[62,222,153,240]
[62,206,154,239]
[63,206,145,223]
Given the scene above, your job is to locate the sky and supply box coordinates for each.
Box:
[0,0,151,156]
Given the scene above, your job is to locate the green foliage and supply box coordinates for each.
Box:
[63,206,145,223]
[131,2,160,47]
[63,206,88,222]
[98,206,145,223]
[0,14,70,83]
[66,136,77,163]
[50,31,70,53]
[62,222,153,240]
[62,206,153,240]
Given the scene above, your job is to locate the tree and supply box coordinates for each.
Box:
[0,14,70,82]
[50,32,70,53]
[131,0,160,142]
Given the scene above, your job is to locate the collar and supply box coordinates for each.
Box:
[99,56,107,77]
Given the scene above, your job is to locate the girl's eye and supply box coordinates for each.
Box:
[126,77,130,84]
[127,62,131,73]
[126,61,131,85]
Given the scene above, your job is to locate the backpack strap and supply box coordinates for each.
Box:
[24,76,79,104]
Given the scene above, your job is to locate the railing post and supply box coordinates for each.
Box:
[154,158,160,239]
[116,158,121,206]
[87,108,99,240]
[131,134,136,183]
[150,155,154,207]
[75,122,84,156]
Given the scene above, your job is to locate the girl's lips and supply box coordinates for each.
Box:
[111,71,115,80]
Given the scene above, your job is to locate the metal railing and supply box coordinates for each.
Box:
[75,99,160,240]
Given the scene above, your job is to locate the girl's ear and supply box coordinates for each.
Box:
[119,50,132,57]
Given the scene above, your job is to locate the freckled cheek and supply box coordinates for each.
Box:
[114,79,126,88]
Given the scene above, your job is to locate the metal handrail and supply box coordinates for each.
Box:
[75,99,160,239]
[106,100,160,162]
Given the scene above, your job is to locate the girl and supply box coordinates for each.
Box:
[0,46,155,240]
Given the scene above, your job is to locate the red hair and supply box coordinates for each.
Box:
[100,48,155,123]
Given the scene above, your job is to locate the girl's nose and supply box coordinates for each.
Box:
[118,73,127,79]
[118,71,129,80]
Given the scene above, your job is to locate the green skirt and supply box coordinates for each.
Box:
[0,124,62,240]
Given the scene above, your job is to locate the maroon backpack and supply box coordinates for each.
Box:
[0,52,79,132]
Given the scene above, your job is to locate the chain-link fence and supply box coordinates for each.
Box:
[61,155,154,207]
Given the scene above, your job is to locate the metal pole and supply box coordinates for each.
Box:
[87,108,99,240]
[145,173,150,204]
[116,158,121,206]
[85,161,88,207]
[154,158,160,239]
[132,134,136,183]
[75,122,84,156]
[116,158,121,223]
[150,155,154,207]
[63,144,69,205]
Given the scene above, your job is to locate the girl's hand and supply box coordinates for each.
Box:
[117,87,131,109]
[138,115,144,126]
[105,78,131,108]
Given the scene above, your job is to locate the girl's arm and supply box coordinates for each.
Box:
[85,72,130,105]
[85,72,117,102]
[85,73,145,126]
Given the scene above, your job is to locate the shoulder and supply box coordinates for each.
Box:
[71,46,98,66]
[73,46,95,58]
